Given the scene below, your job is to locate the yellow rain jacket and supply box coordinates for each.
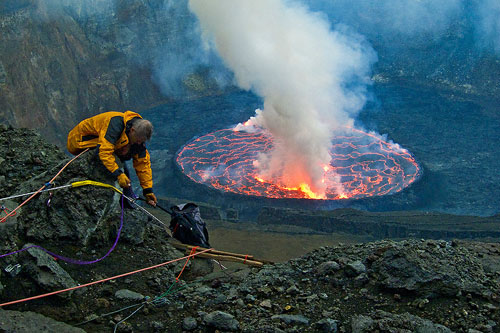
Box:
[67,111,153,194]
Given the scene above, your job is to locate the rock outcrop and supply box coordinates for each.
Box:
[152,239,498,332]
[0,309,85,333]
[0,1,169,145]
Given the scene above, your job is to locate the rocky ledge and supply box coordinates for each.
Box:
[137,238,499,333]
[257,207,500,241]
[0,125,498,332]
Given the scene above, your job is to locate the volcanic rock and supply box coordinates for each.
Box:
[0,309,86,332]
[271,314,310,326]
[114,289,145,302]
[315,260,340,276]
[315,318,339,333]
[203,310,240,331]
[0,2,170,145]
[370,240,490,296]
[182,316,198,331]
[351,310,452,333]
[0,126,66,205]
[23,244,76,297]
[345,260,366,277]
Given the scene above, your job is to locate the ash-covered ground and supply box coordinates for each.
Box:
[0,124,499,333]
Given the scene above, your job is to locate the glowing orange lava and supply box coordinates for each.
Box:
[176,127,421,200]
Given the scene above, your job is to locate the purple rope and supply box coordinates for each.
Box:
[0,195,125,265]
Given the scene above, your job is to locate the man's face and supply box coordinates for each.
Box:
[129,128,146,145]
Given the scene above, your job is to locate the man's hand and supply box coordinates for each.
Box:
[117,173,131,188]
[145,193,157,206]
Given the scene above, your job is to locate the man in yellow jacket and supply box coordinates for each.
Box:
[67,111,157,206]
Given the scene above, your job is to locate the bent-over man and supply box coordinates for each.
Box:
[67,110,157,206]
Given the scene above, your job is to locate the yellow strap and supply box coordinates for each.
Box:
[71,180,123,195]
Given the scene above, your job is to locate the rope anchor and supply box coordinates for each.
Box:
[4,264,21,277]
[0,205,16,219]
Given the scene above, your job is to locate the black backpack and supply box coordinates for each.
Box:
[168,203,210,248]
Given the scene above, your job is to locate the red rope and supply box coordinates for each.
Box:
[0,148,88,223]
[176,246,198,282]
[0,247,212,308]
[48,148,89,183]
[244,255,248,264]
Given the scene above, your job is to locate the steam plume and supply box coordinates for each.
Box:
[474,0,500,53]
[310,0,462,40]
[188,0,376,196]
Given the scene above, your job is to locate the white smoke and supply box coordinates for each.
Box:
[310,0,463,40]
[474,0,500,53]
[188,0,376,196]
[311,0,500,56]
